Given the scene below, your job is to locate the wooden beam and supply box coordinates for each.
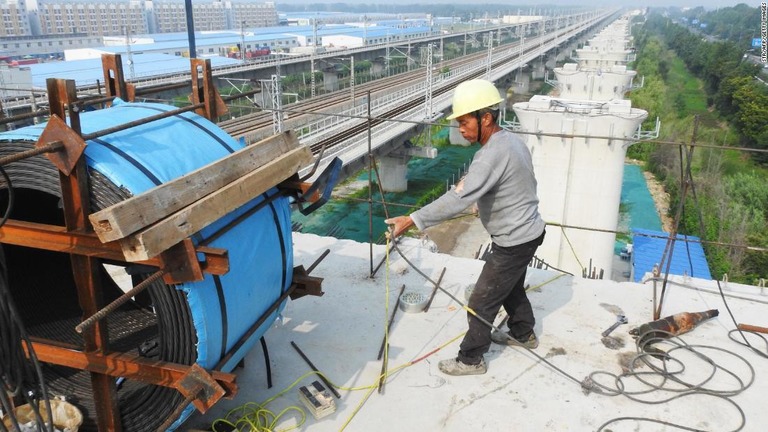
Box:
[89,131,301,243]
[120,145,312,261]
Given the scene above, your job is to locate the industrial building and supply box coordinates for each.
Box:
[0,0,279,37]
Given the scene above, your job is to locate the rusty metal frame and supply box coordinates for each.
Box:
[0,219,229,277]
[190,58,228,121]
[0,58,239,429]
[45,76,122,431]
[28,339,236,404]
[101,53,136,102]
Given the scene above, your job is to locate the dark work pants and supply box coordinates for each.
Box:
[457,230,545,365]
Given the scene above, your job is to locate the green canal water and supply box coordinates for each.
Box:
[292,140,480,244]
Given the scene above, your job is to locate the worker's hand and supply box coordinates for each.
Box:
[384,215,415,239]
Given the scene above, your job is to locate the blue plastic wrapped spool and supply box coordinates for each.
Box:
[0,100,293,430]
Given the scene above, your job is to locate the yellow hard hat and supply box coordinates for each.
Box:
[447,79,504,120]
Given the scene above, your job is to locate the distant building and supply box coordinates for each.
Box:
[229,1,278,30]
[0,0,33,36]
[35,1,148,37]
[0,32,102,58]
[4,0,278,37]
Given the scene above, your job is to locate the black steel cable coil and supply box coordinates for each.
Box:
[0,139,196,431]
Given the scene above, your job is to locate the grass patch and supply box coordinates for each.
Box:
[666,57,709,117]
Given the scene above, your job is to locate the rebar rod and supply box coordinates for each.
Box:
[423,267,447,313]
[75,269,166,334]
[290,341,341,399]
[0,141,63,166]
[377,284,406,360]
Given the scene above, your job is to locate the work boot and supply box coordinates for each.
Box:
[437,357,487,376]
[491,330,539,349]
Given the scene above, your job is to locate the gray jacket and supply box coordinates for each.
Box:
[411,129,545,247]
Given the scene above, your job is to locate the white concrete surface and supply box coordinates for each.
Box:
[183,233,768,432]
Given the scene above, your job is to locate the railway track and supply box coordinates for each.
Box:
[217,46,489,138]
[223,28,572,160]
[218,16,599,150]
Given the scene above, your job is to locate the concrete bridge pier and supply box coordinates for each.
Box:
[531,58,546,80]
[371,58,385,78]
[378,154,409,192]
[513,71,531,95]
[322,68,340,91]
[378,139,439,192]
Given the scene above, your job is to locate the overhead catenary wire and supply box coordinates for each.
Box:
[281,100,767,257]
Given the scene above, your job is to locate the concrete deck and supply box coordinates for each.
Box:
[183,233,768,431]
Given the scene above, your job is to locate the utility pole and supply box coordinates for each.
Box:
[440,30,444,67]
[350,56,355,103]
[310,53,316,98]
[385,30,390,76]
[184,0,196,58]
[312,17,318,53]
[124,26,135,80]
[424,43,434,148]
[240,20,246,60]
[486,32,493,79]
[271,74,283,134]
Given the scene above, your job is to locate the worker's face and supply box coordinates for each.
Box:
[456,113,479,143]
[456,112,491,144]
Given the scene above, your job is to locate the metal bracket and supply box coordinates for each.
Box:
[101,53,135,102]
[35,115,86,176]
[159,239,205,284]
[176,363,226,414]
[290,265,324,300]
[190,58,228,121]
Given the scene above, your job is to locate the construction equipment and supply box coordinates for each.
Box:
[601,314,627,337]
[0,54,336,431]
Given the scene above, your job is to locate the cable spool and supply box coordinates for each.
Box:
[0,100,294,431]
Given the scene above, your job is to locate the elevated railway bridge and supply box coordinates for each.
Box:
[1,8,622,190]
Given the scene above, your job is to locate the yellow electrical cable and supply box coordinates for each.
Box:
[209,238,469,432]
[560,225,585,271]
[528,273,567,291]
[209,332,467,431]
[210,230,568,431]
[382,236,390,386]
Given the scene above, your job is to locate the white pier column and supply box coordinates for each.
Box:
[378,155,409,192]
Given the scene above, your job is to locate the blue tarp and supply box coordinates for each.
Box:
[0,100,293,429]
[632,228,712,282]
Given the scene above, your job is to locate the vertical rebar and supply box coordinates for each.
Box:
[367,90,374,276]
[655,116,700,320]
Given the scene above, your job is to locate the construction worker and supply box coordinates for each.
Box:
[385,79,546,376]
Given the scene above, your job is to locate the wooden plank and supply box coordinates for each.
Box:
[89,131,300,243]
[120,146,312,261]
